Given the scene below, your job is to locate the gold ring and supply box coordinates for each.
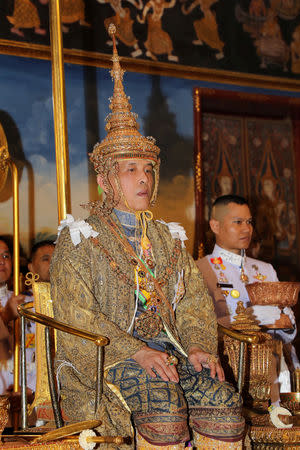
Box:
[206,354,219,365]
[166,355,178,366]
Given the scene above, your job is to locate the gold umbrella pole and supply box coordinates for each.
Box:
[49,0,71,222]
[10,160,20,430]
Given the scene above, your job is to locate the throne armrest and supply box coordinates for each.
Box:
[218,324,260,344]
[218,324,261,393]
[18,302,109,429]
[18,302,109,346]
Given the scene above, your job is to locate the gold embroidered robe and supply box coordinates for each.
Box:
[50,213,218,447]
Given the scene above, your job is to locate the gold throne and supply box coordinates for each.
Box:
[220,299,300,449]
[13,274,129,448]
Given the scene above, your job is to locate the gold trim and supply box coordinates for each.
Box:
[2,40,300,92]
[250,425,300,444]
[33,419,101,443]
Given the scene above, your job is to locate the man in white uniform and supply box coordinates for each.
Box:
[196,195,298,394]
[197,195,296,338]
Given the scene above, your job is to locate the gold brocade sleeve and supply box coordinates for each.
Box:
[175,249,218,356]
[50,226,146,376]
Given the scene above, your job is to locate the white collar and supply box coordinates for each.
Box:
[213,245,243,266]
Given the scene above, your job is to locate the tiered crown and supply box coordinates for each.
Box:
[90,24,160,172]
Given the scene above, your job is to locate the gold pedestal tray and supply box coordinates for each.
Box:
[281,393,300,416]
[246,282,300,309]
[250,425,300,449]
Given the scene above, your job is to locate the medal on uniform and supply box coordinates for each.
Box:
[230,289,240,299]
[240,250,249,284]
[252,265,267,281]
[254,273,267,281]
[210,257,226,270]
[240,267,249,284]
[218,272,228,283]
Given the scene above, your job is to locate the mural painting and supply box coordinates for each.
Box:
[201,112,299,276]
[1,0,300,80]
[247,119,298,265]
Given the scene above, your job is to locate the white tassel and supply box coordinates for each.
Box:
[56,214,98,246]
[79,429,96,450]
[157,220,188,248]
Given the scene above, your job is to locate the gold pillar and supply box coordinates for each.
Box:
[49,0,71,222]
[10,160,20,397]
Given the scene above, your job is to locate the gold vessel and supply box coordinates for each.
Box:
[246,281,300,308]
[246,281,300,329]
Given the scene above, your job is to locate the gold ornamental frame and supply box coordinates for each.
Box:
[2,38,300,93]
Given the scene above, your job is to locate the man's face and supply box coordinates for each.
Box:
[28,245,55,282]
[210,203,253,254]
[0,241,12,285]
[99,159,154,212]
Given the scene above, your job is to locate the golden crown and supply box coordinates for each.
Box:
[90,24,160,172]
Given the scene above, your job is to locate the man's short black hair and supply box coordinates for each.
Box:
[30,240,55,261]
[212,195,249,208]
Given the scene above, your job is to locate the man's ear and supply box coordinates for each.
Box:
[209,218,220,235]
[28,262,33,273]
[97,174,106,192]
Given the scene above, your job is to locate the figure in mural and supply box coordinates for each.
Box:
[137,0,178,62]
[97,0,143,57]
[235,0,267,39]
[270,0,300,20]
[255,139,287,259]
[280,166,297,251]
[212,134,238,200]
[7,0,47,37]
[254,8,289,70]
[249,0,267,17]
[61,0,91,33]
[181,0,224,59]
[291,25,300,73]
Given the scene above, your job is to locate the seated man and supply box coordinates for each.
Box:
[50,26,244,450]
[0,235,35,422]
[28,240,55,282]
[196,195,298,395]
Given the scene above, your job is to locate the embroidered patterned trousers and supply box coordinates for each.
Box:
[106,353,245,446]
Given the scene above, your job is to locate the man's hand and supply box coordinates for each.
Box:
[1,294,25,325]
[132,346,179,382]
[188,346,225,382]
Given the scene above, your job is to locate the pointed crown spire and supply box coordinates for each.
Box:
[90,24,160,173]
